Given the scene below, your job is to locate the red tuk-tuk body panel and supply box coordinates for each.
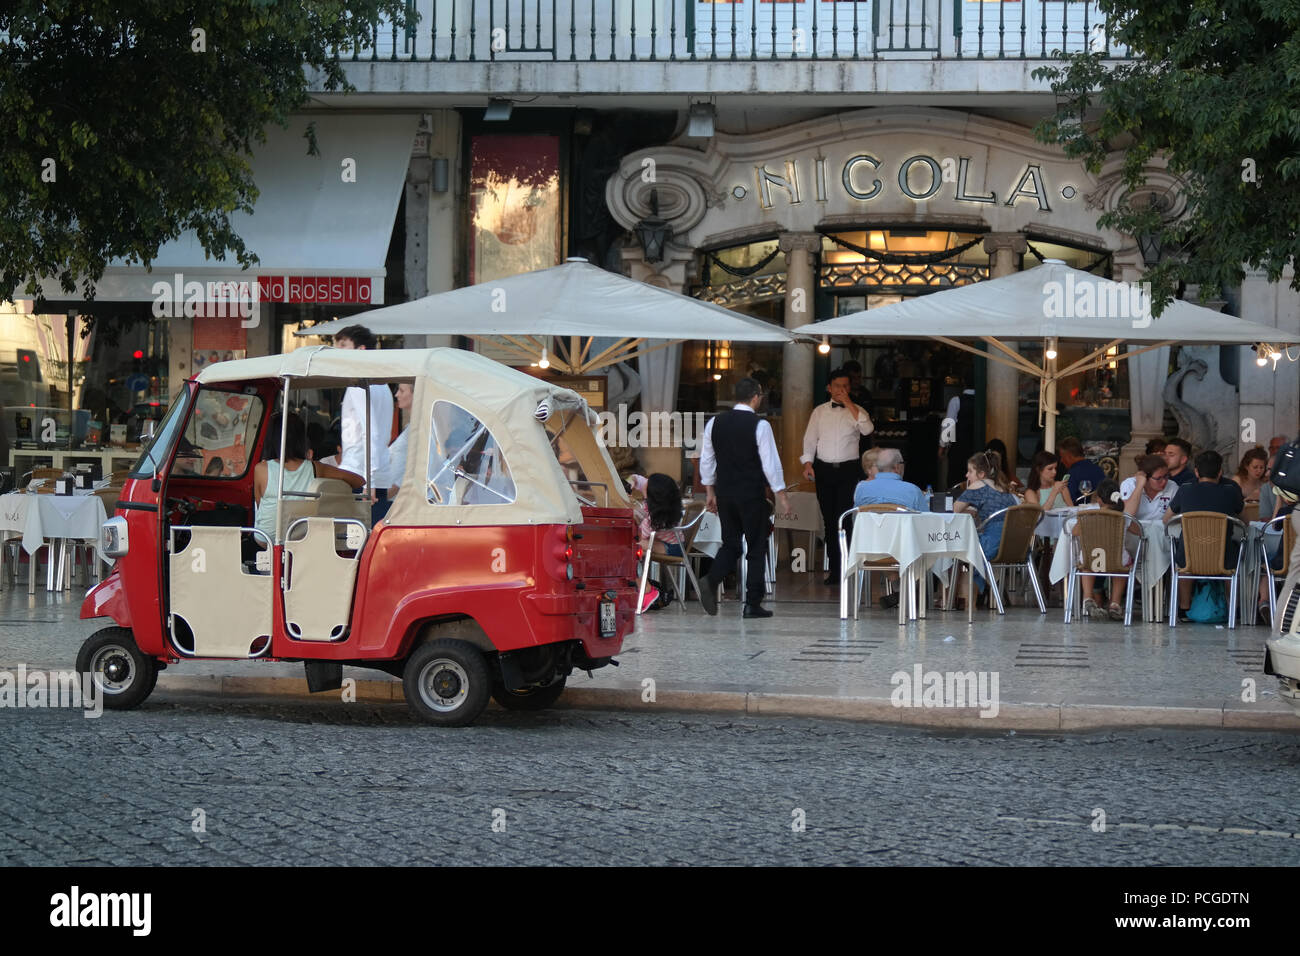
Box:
[80,478,169,658]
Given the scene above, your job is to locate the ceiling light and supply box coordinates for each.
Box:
[687,103,715,139]
[484,98,513,122]
[538,345,550,370]
[818,337,831,355]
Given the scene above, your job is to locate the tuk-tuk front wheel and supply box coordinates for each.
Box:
[403,639,491,727]
[76,628,158,711]
[493,677,567,711]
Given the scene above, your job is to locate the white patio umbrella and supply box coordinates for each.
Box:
[297,258,796,373]
[799,260,1300,450]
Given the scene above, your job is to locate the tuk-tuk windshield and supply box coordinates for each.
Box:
[128,388,192,480]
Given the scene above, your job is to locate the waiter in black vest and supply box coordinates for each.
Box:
[699,378,790,619]
[801,367,875,586]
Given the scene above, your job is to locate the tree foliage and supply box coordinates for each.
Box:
[0,1,412,302]
[1034,0,1300,312]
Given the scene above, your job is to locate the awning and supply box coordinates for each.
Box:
[16,114,418,307]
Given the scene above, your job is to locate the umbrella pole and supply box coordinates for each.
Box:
[1044,337,1058,453]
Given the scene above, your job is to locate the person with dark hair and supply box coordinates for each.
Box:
[1164,448,1244,621]
[252,412,364,544]
[953,451,1019,604]
[1234,446,1268,502]
[1075,477,1135,620]
[1056,436,1105,503]
[699,377,789,618]
[801,367,875,586]
[1163,437,1195,487]
[983,439,1022,491]
[839,359,874,421]
[1120,453,1174,522]
[1023,450,1072,508]
[334,324,393,521]
[1145,437,1169,456]
[205,456,225,477]
[333,324,377,350]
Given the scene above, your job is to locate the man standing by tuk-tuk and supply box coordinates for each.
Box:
[333,325,394,521]
[699,378,790,619]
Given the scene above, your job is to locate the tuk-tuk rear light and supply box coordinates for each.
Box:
[564,545,573,560]
[635,546,643,560]
[101,516,129,558]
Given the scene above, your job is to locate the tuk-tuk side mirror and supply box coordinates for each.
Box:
[151,477,162,493]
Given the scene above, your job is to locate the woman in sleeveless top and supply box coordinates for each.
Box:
[1022,450,1072,510]
[254,412,364,544]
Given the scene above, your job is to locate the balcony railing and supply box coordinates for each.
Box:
[343,0,1130,63]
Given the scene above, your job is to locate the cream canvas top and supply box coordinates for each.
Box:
[198,347,629,527]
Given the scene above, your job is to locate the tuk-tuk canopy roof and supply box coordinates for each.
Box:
[197,346,616,527]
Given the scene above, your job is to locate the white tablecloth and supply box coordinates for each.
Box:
[0,492,109,560]
[844,511,983,574]
[1035,504,1101,539]
[841,512,983,620]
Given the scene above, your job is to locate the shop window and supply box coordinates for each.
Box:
[426,401,516,506]
[178,390,264,478]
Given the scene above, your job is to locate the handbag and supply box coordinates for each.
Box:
[1186,580,1228,624]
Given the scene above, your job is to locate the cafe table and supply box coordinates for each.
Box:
[0,491,110,593]
[839,510,986,624]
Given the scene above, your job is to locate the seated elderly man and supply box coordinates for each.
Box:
[852,448,927,511]
[848,447,926,610]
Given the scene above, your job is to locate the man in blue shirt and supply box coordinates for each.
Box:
[1057,437,1106,503]
[853,448,928,511]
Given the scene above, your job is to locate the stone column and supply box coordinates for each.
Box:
[1116,257,1169,478]
[779,232,821,483]
[982,234,1026,470]
[623,246,694,481]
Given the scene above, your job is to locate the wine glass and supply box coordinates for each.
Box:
[1079,480,1093,502]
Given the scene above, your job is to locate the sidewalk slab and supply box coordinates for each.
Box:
[5,587,1300,732]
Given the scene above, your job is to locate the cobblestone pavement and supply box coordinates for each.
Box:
[4,693,1300,866]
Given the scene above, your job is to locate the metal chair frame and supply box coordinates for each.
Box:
[1166,512,1247,629]
[1062,509,1145,626]
[637,502,709,615]
[1260,513,1296,629]
[974,503,1046,614]
[838,503,921,624]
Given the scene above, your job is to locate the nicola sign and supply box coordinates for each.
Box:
[748,155,1060,212]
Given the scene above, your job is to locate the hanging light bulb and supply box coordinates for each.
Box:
[1045,347,1058,360]
[712,373,722,381]
[1257,351,1270,367]
[538,345,550,370]
[818,337,831,355]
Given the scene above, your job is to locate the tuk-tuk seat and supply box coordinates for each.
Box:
[170,525,273,657]
[283,516,364,641]
[280,477,370,539]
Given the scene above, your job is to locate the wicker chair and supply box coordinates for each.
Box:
[839,503,918,622]
[1166,511,1247,629]
[1261,513,1297,629]
[976,503,1046,614]
[1241,501,1261,524]
[1063,509,1145,626]
[637,501,709,614]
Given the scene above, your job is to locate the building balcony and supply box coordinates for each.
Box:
[328,0,1129,103]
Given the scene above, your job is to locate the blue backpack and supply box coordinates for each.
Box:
[1186,581,1228,624]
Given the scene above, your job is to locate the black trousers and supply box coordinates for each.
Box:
[814,458,861,575]
[707,492,771,608]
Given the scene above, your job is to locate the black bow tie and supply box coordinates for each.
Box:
[831,402,845,409]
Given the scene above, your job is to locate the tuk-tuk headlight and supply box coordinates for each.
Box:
[101,516,129,558]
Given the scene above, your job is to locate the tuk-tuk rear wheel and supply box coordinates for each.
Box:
[76,627,158,711]
[403,639,490,727]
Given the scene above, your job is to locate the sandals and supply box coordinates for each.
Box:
[1081,598,1103,620]
[1107,602,1124,621]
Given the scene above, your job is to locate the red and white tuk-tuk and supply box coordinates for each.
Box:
[77,347,639,726]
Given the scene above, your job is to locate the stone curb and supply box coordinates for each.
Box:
[142,673,1300,732]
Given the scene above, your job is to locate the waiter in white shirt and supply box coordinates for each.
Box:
[333,325,394,522]
[699,378,789,619]
[801,367,874,586]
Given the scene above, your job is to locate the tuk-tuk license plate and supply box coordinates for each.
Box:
[599,599,617,637]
